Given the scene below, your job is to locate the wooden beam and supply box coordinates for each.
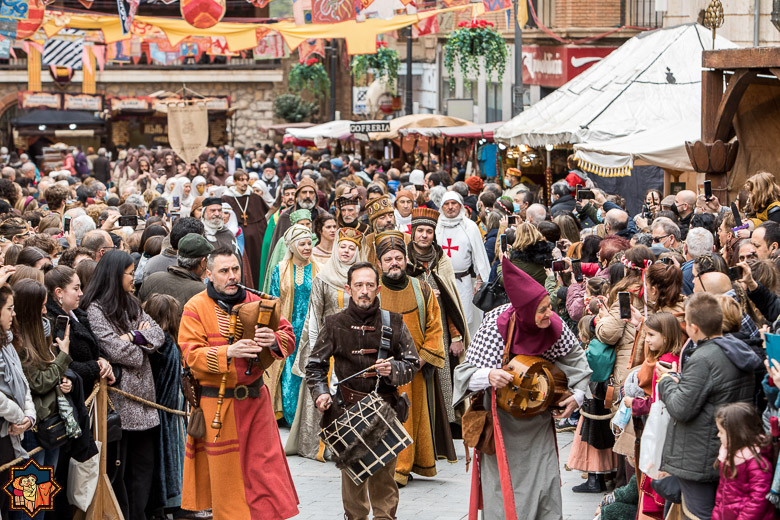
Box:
[770,68,780,82]
[703,47,780,70]
[713,69,757,142]
[702,70,723,143]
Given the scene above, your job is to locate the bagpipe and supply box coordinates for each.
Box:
[211,284,282,437]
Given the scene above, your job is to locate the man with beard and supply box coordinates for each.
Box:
[435,192,490,337]
[364,195,409,266]
[406,208,470,439]
[393,190,414,234]
[335,195,369,234]
[257,163,280,207]
[222,169,269,289]
[260,180,297,285]
[375,231,448,486]
[200,197,242,274]
[307,262,420,519]
[179,247,300,519]
[269,177,322,248]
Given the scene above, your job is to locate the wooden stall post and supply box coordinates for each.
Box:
[85,379,123,520]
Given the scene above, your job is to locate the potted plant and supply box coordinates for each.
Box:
[288,58,331,98]
[351,42,400,90]
[443,20,508,92]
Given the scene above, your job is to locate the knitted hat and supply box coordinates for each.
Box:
[338,227,363,250]
[411,207,439,231]
[366,195,393,224]
[465,176,483,194]
[394,190,414,207]
[374,230,406,261]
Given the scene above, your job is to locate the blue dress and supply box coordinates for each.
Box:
[270,262,313,426]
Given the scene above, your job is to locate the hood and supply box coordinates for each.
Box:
[711,335,764,372]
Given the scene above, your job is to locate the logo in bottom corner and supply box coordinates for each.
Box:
[3,458,60,517]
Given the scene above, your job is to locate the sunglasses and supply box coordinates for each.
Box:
[652,234,671,243]
[739,252,757,262]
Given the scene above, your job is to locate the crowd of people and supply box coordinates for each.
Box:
[0,142,778,520]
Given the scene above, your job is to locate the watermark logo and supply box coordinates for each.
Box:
[3,458,60,517]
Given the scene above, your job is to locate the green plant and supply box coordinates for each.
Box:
[351,42,400,90]
[443,20,508,92]
[289,58,331,98]
[273,94,319,123]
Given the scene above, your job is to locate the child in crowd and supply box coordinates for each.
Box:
[712,402,775,520]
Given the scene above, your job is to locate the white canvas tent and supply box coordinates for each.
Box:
[494,23,737,174]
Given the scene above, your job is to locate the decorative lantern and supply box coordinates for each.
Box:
[181,0,226,29]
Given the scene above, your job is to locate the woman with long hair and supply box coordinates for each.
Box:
[80,250,165,520]
[0,285,35,518]
[285,227,361,460]
[269,224,318,426]
[10,279,73,511]
[311,213,337,268]
[509,222,554,286]
[745,171,780,224]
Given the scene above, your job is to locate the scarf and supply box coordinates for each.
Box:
[318,238,359,291]
[225,186,252,198]
[407,243,441,278]
[206,280,246,311]
[394,209,411,232]
[497,257,562,356]
[381,273,409,291]
[0,332,30,457]
[345,297,380,323]
[283,224,316,262]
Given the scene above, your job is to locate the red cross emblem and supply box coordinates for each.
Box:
[442,238,459,257]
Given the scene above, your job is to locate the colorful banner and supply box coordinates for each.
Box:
[0,37,9,58]
[253,31,287,60]
[297,38,323,63]
[0,0,29,21]
[312,0,355,24]
[482,0,508,12]
[43,28,84,70]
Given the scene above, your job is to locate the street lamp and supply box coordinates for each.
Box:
[545,144,554,203]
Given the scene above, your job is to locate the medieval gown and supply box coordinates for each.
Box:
[284,276,349,459]
[270,262,315,426]
[452,304,591,520]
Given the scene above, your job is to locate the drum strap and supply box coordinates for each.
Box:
[379,310,392,361]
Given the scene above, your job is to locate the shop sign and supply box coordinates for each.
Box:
[19,91,61,109]
[350,121,389,133]
[204,97,230,110]
[63,94,103,111]
[111,97,149,111]
[144,120,169,144]
[521,45,616,88]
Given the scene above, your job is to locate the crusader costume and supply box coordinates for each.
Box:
[453,259,591,520]
[306,280,420,520]
[178,283,299,520]
[222,173,269,289]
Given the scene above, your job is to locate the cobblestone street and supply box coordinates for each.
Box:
[282,429,603,520]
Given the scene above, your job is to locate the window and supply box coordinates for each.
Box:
[487,82,502,123]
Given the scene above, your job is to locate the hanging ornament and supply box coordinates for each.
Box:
[15,0,45,39]
[49,65,74,87]
[181,0,225,29]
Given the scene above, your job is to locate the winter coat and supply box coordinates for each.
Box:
[484,228,498,266]
[747,282,780,324]
[46,301,102,391]
[550,194,576,217]
[594,289,646,385]
[658,336,762,482]
[712,445,775,520]
[566,281,587,323]
[509,240,554,287]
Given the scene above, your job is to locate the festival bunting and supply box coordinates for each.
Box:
[482,0,508,12]
[253,31,287,60]
[42,28,84,69]
[297,38,323,62]
[312,0,355,24]
[107,40,131,62]
[0,37,10,58]
[293,0,312,26]
[412,13,437,36]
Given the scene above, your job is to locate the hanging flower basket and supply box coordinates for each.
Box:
[289,59,331,98]
[444,20,508,92]
[351,42,400,91]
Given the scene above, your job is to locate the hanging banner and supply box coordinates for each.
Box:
[42,28,85,69]
[111,96,149,110]
[181,0,225,29]
[116,0,130,34]
[19,91,61,109]
[297,38,323,63]
[0,38,9,58]
[167,103,208,165]
[63,93,103,111]
[253,31,287,60]
[311,0,355,24]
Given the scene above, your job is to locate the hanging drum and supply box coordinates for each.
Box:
[495,354,571,418]
[181,0,225,29]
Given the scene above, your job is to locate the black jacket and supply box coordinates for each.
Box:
[550,194,576,217]
[92,156,111,183]
[658,336,761,481]
[747,282,780,324]
[46,301,102,391]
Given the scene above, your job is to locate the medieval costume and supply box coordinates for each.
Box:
[311,241,332,269]
[263,209,312,293]
[306,295,420,520]
[407,207,470,439]
[375,230,450,486]
[201,198,241,259]
[336,195,369,234]
[453,259,591,520]
[435,192,491,338]
[178,283,299,520]
[172,177,195,218]
[269,177,326,252]
[269,224,319,425]
[394,190,414,234]
[222,178,269,289]
[259,181,295,290]
[363,195,410,267]
[285,228,363,460]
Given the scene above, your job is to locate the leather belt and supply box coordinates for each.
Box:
[201,379,264,401]
[341,385,394,406]
[454,267,475,280]
[352,349,378,355]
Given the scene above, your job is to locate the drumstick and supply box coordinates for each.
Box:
[338,363,380,385]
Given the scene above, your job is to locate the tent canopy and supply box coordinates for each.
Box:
[285,120,355,141]
[370,114,471,140]
[494,24,737,149]
[400,121,505,139]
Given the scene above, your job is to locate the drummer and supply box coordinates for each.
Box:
[307,262,421,520]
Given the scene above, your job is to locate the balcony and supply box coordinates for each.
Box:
[525,0,663,30]
[622,0,663,28]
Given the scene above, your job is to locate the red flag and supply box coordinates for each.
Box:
[412,15,438,37]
